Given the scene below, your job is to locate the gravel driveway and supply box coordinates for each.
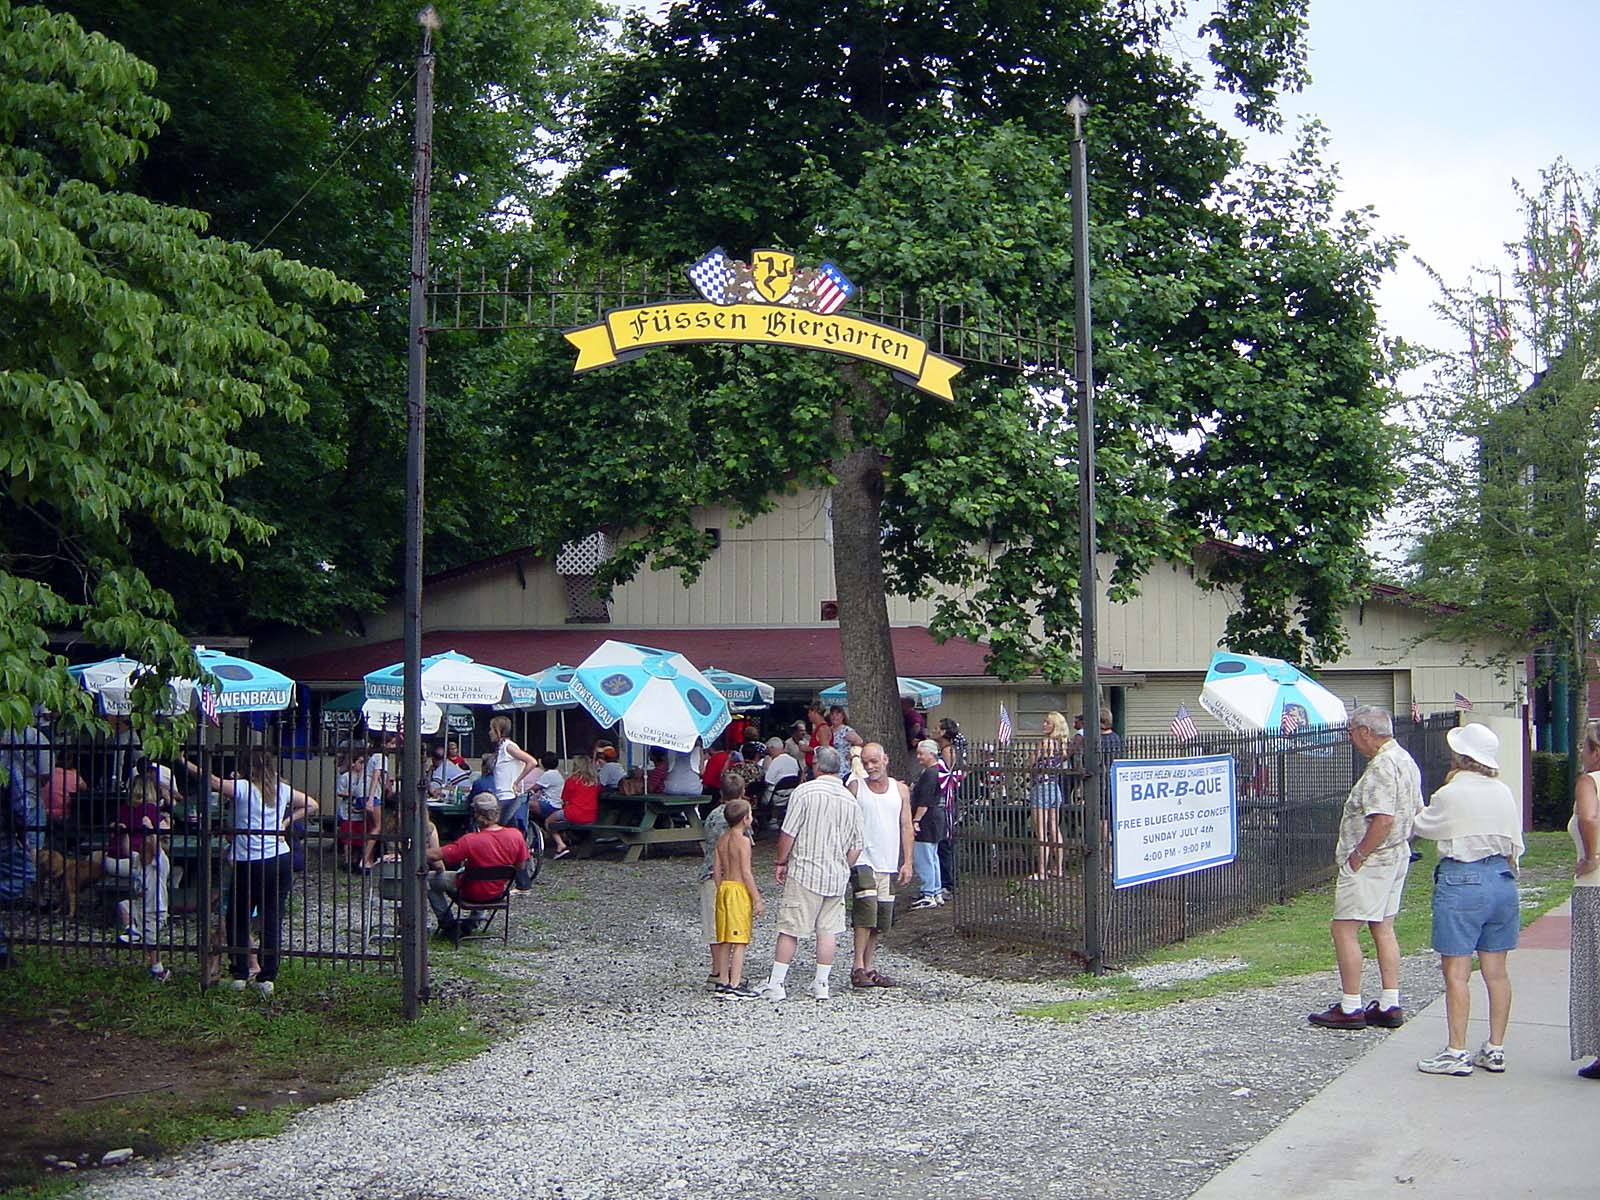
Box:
[83,850,1442,1200]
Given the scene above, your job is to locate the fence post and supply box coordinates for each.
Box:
[197,726,212,987]
[1275,744,1288,905]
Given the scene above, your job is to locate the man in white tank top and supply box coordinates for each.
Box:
[847,743,913,989]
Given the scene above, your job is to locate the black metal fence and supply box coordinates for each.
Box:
[951,715,1456,966]
[1,721,410,986]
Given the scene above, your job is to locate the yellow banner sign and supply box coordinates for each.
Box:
[564,302,962,400]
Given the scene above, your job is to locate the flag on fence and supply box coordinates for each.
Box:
[1454,691,1474,711]
[997,702,1013,745]
[1279,705,1303,735]
[199,686,220,727]
[1170,703,1199,743]
[1411,697,1423,724]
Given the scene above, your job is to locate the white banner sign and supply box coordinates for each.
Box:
[1111,755,1237,888]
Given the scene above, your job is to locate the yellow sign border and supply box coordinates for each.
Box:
[564,301,961,400]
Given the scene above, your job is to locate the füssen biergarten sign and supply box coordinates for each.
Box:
[564,249,963,400]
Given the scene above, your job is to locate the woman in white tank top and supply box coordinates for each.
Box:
[1569,724,1600,1078]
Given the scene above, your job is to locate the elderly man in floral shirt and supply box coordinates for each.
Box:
[1309,706,1424,1030]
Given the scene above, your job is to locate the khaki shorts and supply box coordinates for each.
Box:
[775,878,846,940]
[699,878,718,944]
[1333,850,1411,922]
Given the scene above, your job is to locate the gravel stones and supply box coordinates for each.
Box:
[80,852,1442,1200]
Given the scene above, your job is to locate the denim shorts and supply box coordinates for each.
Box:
[1030,781,1064,810]
[1431,856,1519,956]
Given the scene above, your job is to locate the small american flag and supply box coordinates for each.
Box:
[1279,705,1303,735]
[811,261,855,314]
[1571,212,1587,277]
[1170,703,1199,743]
[1411,698,1422,724]
[997,702,1013,745]
[687,247,736,304]
[199,686,220,727]
[1492,304,1513,347]
[1454,691,1474,711]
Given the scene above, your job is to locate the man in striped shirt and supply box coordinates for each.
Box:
[755,745,864,1002]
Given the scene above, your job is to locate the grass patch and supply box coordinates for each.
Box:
[1027,831,1578,1021]
[0,950,507,1197]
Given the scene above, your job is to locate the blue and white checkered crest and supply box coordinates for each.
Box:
[687,247,736,305]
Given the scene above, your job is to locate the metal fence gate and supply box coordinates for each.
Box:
[1,720,407,985]
[951,715,1457,966]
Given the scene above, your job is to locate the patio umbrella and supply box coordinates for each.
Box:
[530,664,580,708]
[569,640,731,753]
[192,647,295,714]
[818,676,943,709]
[702,666,775,710]
[69,657,193,717]
[360,697,446,735]
[363,650,538,708]
[1198,651,1348,734]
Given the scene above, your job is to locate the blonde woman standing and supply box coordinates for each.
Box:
[1029,711,1071,881]
[1571,722,1600,1080]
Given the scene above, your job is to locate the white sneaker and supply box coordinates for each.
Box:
[251,980,275,999]
[910,895,940,910]
[227,978,248,991]
[1417,1048,1472,1076]
[755,981,786,1002]
[811,977,831,1001]
[1474,1043,1507,1073]
[149,965,171,983]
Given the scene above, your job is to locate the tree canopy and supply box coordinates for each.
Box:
[1401,161,1600,747]
[0,0,357,735]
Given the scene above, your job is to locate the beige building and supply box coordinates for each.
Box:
[264,489,1521,744]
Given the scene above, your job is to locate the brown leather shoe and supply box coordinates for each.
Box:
[1308,1003,1368,1029]
[1364,1001,1404,1029]
[868,970,900,988]
[850,967,874,990]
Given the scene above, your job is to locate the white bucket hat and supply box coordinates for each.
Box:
[1446,723,1500,771]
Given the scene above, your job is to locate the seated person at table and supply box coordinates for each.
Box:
[102,818,173,981]
[548,756,601,860]
[445,738,469,769]
[764,738,801,789]
[646,747,669,794]
[424,795,529,937]
[663,742,705,796]
[428,742,471,797]
[700,744,734,796]
[594,742,626,790]
[466,753,498,800]
[531,752,564,822]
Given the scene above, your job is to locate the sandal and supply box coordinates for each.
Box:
[552,848,572,860]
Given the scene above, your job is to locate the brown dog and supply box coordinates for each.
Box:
[33,849,104,919]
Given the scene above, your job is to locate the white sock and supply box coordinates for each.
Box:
[814,964,830,987]
[1340,993,1364,1014]
[1485,1042,1504,1052]
[1380,989,1400,1010]
[768,961,789,987]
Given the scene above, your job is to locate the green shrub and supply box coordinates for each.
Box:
[1531,751,1572,831]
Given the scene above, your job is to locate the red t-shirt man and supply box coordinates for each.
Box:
[438,824,530,903]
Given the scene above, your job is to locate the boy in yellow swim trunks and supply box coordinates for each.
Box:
[713,799,765,999]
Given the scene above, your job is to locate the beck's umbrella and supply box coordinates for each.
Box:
[363,650,538,709]
[702,667,775,710]
[818,676,943,709]
[1198,651,1348,733]
[569,640,731,753]
[360,697,446,735]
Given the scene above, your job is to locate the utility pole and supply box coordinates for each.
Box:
[1067,95,1104,974]
[401,5,439,1019]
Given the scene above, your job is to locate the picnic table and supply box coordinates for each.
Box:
[577,791,705,863]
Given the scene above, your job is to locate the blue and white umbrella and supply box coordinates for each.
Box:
[71,648,294,716]
[1198,652,1348,734]
[569,640,731,753]
[70,657,193,717]
[529,663,581,709]
[819,676,943,709]
[193,648,295,714]
[364,651,538,709]
[702,666,775,710]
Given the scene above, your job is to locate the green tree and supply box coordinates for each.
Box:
[0,0,358,737]
[532,0,1400,759]
[50,0,601,634]
[1401,161,1600,766]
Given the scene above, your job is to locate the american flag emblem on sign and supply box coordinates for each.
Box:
[811,261,855,314]
[1171,704,1198,743]
[687,248,736,304]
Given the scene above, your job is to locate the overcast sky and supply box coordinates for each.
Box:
[1209,0,1595,353]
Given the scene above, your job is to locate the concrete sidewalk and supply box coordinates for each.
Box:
[1193,901,1593,1199]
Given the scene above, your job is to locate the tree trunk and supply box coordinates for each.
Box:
[831,365,907,779]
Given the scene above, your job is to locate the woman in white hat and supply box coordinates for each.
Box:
[1410,723,1524,1075]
